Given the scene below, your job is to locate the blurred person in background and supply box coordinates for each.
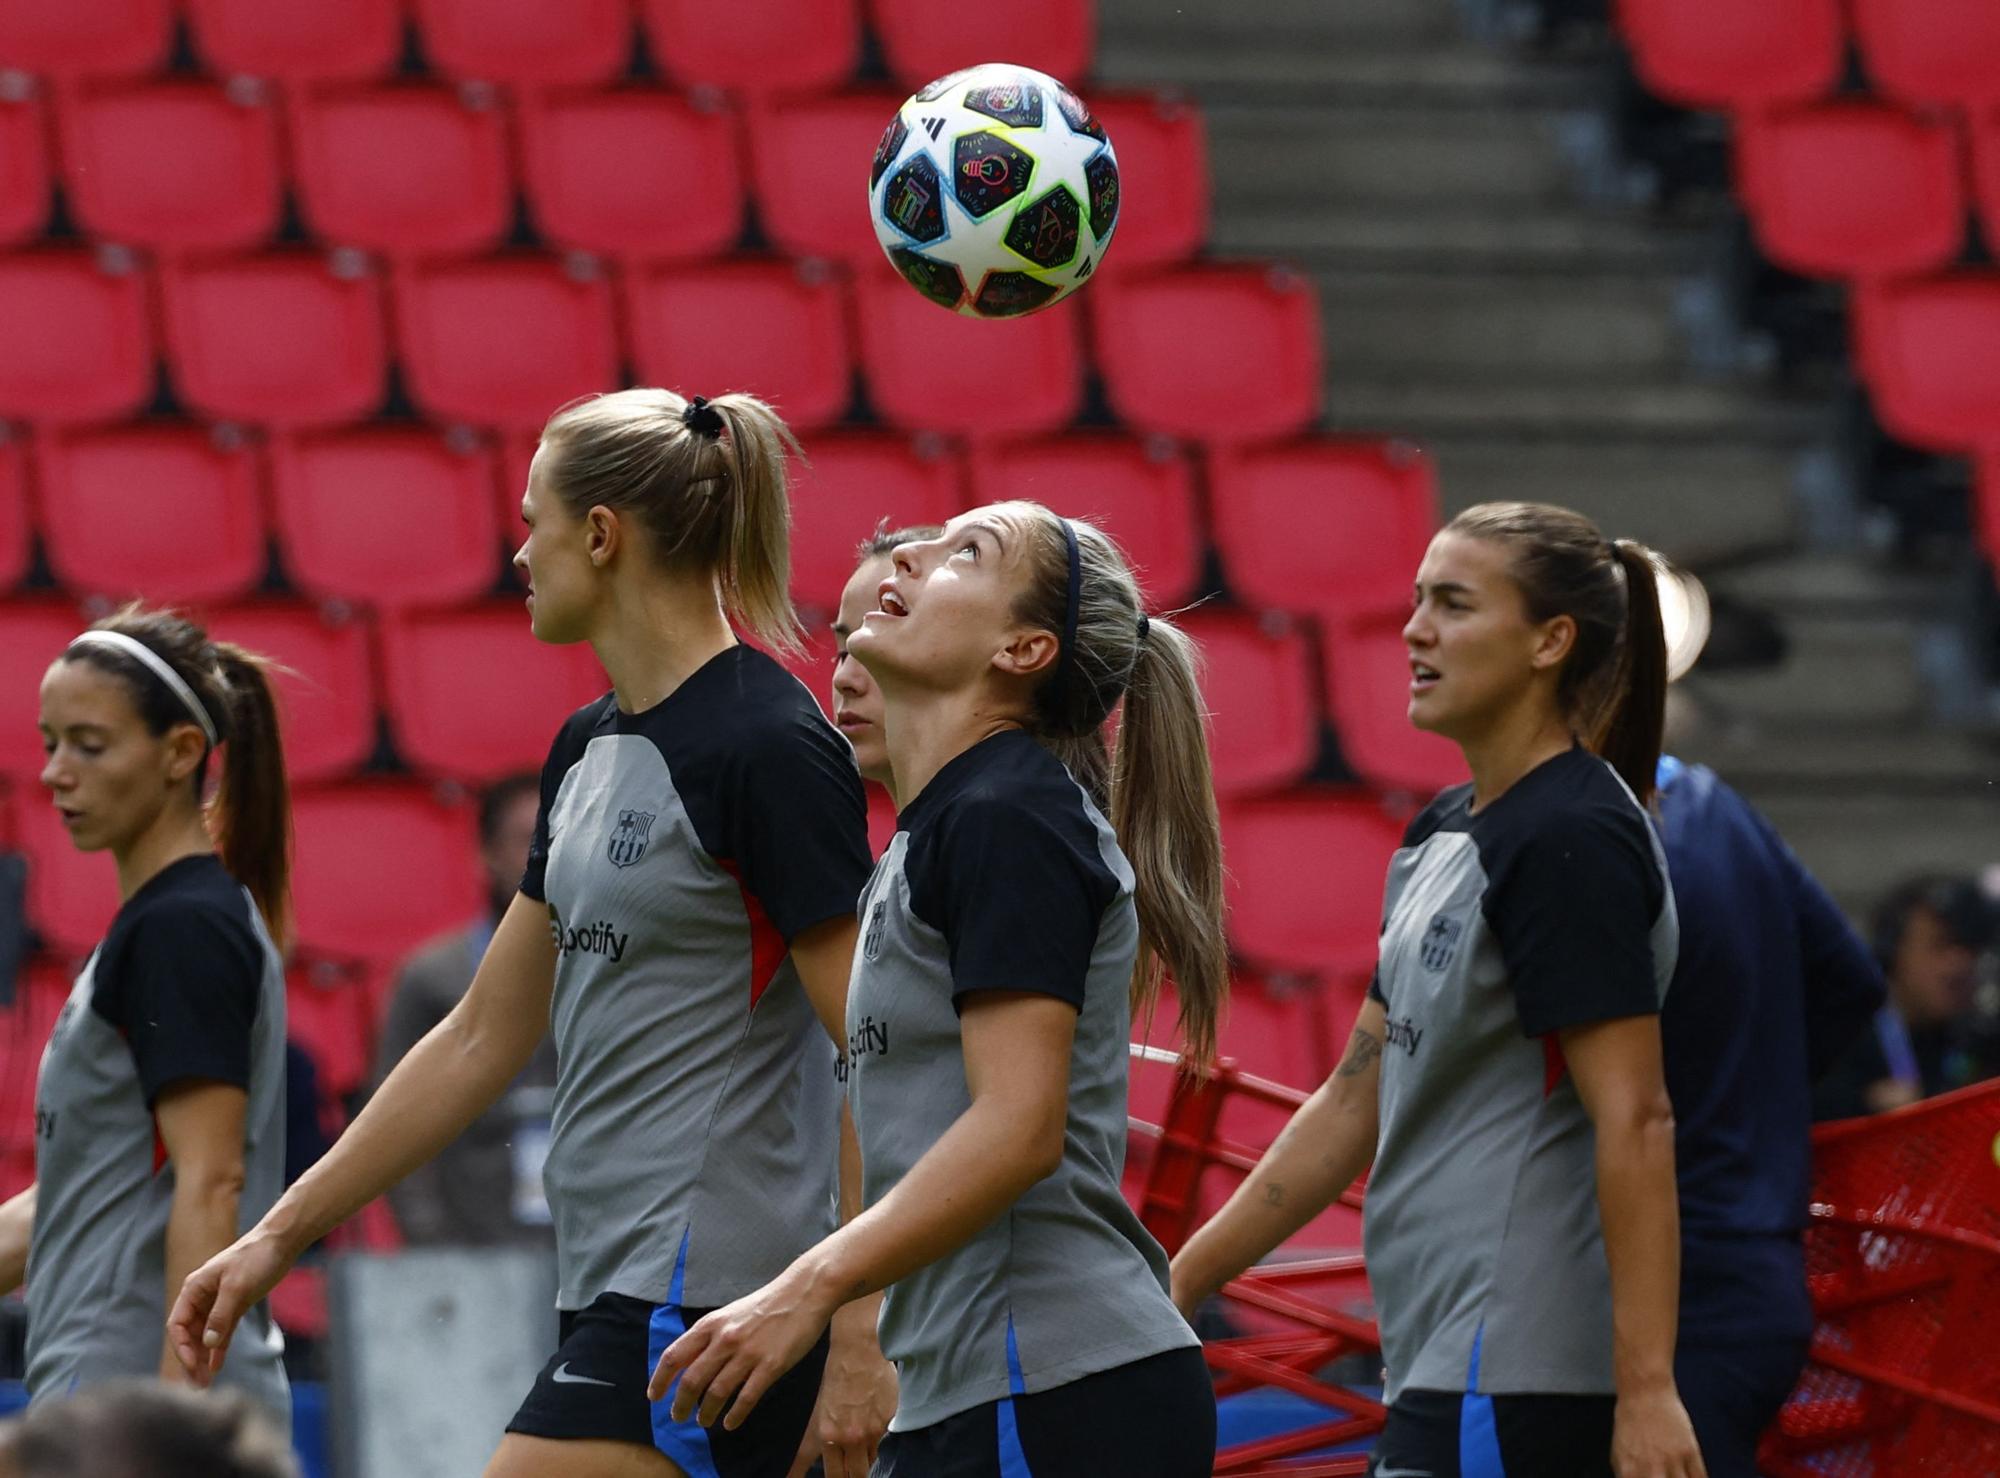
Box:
[1813,874,2000,1120]
[830,524,942,801]
[1651,752,1884,1478]
[0,1381,297,1478]
[371,772,558,1248]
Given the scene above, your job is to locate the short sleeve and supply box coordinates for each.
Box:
[924,796,1117,1010]
[92,907,262,1106]
[1483,810,1664,1038]
[726,719,872,942]
[520,707,594,903]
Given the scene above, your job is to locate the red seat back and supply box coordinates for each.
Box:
[1322,616,1467,798]
[639,0,860,96]
[291,85,513,258]
[788,434,963,614]
[291,783,482,963]
[412,0,631,87]
[1222,792,1403,980]
[1181,609,1319,797]
[187,0,405,85]
[0,252,154,425]
[37,426,268,604]
[0,93,51,246]
[0,0,173,79]
[1617,0,1843,109]
[872,0,1094,95]
[208,603,380,783]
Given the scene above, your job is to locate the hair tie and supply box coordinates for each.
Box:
[1050,518,1083,698]
[682,395,724,441]
[1136,614,1150,643]
[67,631,218,747]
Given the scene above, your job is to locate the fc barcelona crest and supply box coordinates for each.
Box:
[1420,912,1462,973]
[607,809,656,869]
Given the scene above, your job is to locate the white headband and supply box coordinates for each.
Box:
[66,631,219,747]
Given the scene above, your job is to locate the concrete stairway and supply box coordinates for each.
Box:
[1094,0,2000,911]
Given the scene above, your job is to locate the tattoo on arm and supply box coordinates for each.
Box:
[1263,1183,1285,1207]
[1335,1030,1382,1079]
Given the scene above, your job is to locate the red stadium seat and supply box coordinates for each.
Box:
[1210,440,1437,624]
[1734,105,1965,282]
[207,604,378,782]
[497,434,536,548]
[187,0,405,85]
[1616,0,1843,110]
[0,435,28,591]
[1214,971,1349,1089]
[291,85,512,259]
[789,434,963,613]
[0,0,173,79]
[19,790,118,956]
[395,259,619,432]
[1090,93,1208,269]
[969,437,1203,607]
[37,426,266,604]
[1853,0,2000,110]
[747,93,909,269]
[161,255,387,427]
[0,93,51,246]
[871,0,1094,94]
[413,0,631,87]
[1179,609,1318,798]
[271,429,500,610]
[380,607,606,782]
[1091,266,1321,444]
[856,271,1084,438]
[58,83,282,254]
[1854,276,2000,451]
[639,0,859,96]
[0,604,85,782]
[628,261,852,431]
[1221,791,1404,980]
[1322,616,1466,798]
[519,89,743,264]
[291,783,482,963]
[0,252,153,424]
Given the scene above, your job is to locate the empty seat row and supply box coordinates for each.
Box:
[0,423,1428,623]
[0,253,1319,444]
[1620,0,2000,111]
[1734,103,2000,281]
[0,0,1093,96]
[0,85,1206,269]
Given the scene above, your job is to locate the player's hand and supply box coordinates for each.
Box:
[167,1228,293,1385]
[788,1300,896,1478]
[1612,1385,1707,1478]
[649,1267,837,1433]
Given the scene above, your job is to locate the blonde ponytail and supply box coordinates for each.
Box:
[540,388,805,652]
[1011,510,1229,1064]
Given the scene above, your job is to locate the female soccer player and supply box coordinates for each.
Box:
[0,608,292,1428]
[830,524,940,793]
[171,391,882,1478]
[1170,503,1706,1478]
[650,505,1227,1477]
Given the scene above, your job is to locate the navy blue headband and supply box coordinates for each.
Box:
[1052,517,1083,697]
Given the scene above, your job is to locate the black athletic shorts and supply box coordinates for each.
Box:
[1369,1387,1617,1478]
[873,1345,1215,1478]
[506,1291,829,1476]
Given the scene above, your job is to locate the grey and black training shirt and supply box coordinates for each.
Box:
[845,729,1199,1432]
[29,854,291,1426]
[520,644,872,1312]
[1364,746,1678,1401]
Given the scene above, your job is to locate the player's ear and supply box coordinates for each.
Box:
[584,505,622,568]
[993,626,1059,680]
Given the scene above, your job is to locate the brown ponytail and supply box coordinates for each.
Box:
[60,605,294,948]
[207,643,294,950]
[539,388,805,652]
[1594,542,1668,807]
[1010,509,1229,1065]
[1445,502,1669,806]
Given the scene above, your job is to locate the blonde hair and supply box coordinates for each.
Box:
[539,388,804,652]
[1010,508,1229,1065]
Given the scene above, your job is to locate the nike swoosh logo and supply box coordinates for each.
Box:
[551,1363,615,1388]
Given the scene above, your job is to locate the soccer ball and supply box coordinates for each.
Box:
[868,62,1120,318]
